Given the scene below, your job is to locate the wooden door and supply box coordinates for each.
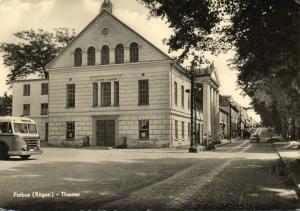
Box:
[45,123,49,142]
[96,120,115,147]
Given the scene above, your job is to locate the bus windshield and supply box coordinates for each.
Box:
[14,123,37,134]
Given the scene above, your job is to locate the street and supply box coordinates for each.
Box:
[0,138,299,210]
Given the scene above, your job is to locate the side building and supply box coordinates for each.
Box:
[12,79,49,141]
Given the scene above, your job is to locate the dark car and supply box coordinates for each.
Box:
[250,134,260,143]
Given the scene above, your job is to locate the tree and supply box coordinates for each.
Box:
[0,28,76,84]
[138,0,222,63]
[0,93,12,116]
[225,0,300,136]
[138,0,300,136]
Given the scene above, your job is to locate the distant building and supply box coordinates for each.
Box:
[219,95,240,139]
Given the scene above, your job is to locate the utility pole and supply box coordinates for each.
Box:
[188,65,198,153]
[229,100,232,143]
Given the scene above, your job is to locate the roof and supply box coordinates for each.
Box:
[219,107,229,114]
[219,95,240,112]
[48,10,172,69]
[13,79,48,83]
[193,66,221,87]
[0,116,36,123]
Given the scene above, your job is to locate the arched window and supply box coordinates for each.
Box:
[101,45,110,65]
[87,46,96,66]
[130,43,139,62]
[74,48,82,67]
[115,44,124,64]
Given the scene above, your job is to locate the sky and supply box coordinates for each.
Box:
[0,0,261,122]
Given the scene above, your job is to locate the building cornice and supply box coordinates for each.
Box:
[49,59,171,73]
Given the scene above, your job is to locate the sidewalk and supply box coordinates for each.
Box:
[176,138,238,151]
[273,141,300,197]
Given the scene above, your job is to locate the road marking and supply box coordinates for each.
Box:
[225,140,250,153]
[102,140,253,210]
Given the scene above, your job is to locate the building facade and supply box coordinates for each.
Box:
[12,0,221,148]
[12,79,49,141]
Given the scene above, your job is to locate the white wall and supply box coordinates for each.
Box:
[12,79,49,141]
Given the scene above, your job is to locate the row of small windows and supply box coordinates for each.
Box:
[174,81,190,109]
[40,119,191,141]
[23,83,48,96]
[65,120,149,140]
[66,80,149,108]
[174,120,193,141]
[23,103,48,116]
[74,43,139,67]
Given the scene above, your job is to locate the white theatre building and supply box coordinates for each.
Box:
[12,0,221,148]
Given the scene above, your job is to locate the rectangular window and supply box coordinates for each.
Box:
[93,83,98,107]
[175,120,178,140]
[41,103,48,115]
[181,85,185,108]
[188,123,191,141]
[138,80,149,105]
[41,83,48,95]
[114,81,119,107]
[0,122,13,134]
[101,82,111,106]
[182,121,185,139]
[66,122,75,140]
[23,84,30,96]
[23,104,30,116]
[139,120,149,140]
[66,84,75,108]
[174,82,178,106]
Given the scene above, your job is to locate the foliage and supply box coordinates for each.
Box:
[139,0,300,137]
[225,0,300,137]
[0,28,76,84]
[0,93,12,116]
[138,0,222,63]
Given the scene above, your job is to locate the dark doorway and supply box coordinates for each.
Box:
[45,123,49,142]
[96,120,115,147]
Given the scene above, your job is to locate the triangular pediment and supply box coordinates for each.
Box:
[211,69,220,85]
[48,10,170,69]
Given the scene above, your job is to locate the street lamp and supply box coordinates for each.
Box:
[229,100,232,143]
[186,64,198,153]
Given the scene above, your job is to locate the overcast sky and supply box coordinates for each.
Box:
[0,0,260,121]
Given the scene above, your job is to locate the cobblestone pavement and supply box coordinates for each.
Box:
[0,140,299,210]
[101,141,300,211]
[273,141,300,197]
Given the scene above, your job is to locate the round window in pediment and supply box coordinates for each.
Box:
[102,28,109,36]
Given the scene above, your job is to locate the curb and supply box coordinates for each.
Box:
[215,141,231,147]
[272,143,300,199]
[215,138,242,148]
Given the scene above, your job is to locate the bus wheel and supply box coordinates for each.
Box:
[20,155,31,160]
[0,145,9,160]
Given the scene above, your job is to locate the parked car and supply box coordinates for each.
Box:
[0,116,43,160]
[250,134,260,143]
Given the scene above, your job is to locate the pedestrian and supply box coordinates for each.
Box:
[203,133,208,150]
[208,135,215,151]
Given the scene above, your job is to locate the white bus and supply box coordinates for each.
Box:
[0,116,43,160]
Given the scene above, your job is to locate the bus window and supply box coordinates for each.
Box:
[14,123,28,134]
[0,122,13,134]
[28,124,37,134]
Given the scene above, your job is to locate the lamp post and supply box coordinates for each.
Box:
[187,64,198,153]
[229,100,232,143]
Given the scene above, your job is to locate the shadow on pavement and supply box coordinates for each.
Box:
[0,157,298,211]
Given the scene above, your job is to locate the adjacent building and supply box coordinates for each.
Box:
[12,79,49,142]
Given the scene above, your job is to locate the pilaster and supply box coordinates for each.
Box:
[203,83,211,136]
